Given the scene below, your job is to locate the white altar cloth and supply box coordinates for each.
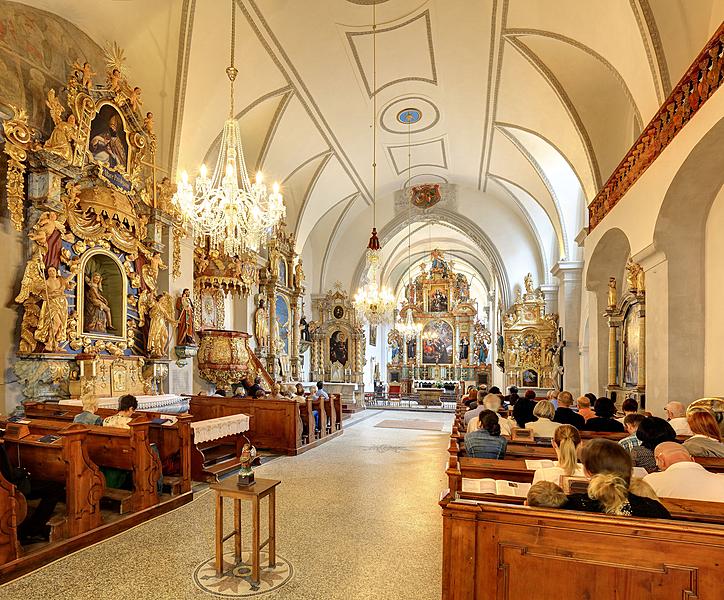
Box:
[191,414,250,444]
[61,394,187,412]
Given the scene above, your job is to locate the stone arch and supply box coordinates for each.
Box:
[653,116,724,402]
[585,227,631,396]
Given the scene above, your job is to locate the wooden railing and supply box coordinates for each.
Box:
[588,23,724,230]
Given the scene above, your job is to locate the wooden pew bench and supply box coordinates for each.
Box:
[2,424,103,541]
[0,455,25,567]
[441,497,724,600]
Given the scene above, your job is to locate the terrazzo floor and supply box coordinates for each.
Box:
[2,410,453,600]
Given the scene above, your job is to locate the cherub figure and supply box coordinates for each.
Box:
[81,62,95,89]
[141,252,167,291]
[143,111,154,135]
[129,86,143,112]
[107,68,123,94]
[28,211,65,249]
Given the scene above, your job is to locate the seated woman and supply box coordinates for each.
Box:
[463,387,478,409]
[630,416,677,473]
[564,438,670,518]
[532,425,585,484]
[525,400,558,438]
[464,410,507,459]
[583,397,625,432]
[526,481,568,508]
[102,394,138,429]
[683,409,724,457]
[73,393,103,426]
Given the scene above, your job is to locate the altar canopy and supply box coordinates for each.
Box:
[387,250,491,390]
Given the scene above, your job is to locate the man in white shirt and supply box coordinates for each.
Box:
[644,442,724,502]
[467,394,512,436]
[664,401,693,435]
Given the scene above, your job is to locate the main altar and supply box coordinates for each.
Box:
[387,250,491,394]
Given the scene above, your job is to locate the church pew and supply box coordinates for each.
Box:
[19,403,193,494]
[0,453,25,567]
[297,397,315,443]
[441,498,724,599]
[2,424,103,540]
[1,417,161,514]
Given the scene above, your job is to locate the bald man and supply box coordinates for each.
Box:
[664,401,693,435]
[643,442,724,502]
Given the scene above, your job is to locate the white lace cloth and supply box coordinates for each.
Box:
[61,394,185,411]
[191,414,250,445]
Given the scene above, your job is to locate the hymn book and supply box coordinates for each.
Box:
[524,459,556,470]
[462,477,532,497]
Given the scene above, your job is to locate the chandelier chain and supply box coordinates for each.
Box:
[372,2,377,228]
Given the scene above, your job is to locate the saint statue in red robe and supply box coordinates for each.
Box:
[175,288,196,346]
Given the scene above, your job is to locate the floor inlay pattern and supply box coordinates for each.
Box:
[193,551,293,597]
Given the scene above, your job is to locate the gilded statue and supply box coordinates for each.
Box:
[524,273,534,294]
[141,252,166,292]
[156,177,176,212]
[294,259,305,289]
[147,293,177,358]
[254,299,269,349]
[15,246,45,304]
[28,211,65,256]
[625,258,644,293]
[84,272,114,332]
[34,266,75,352]
[175,288,196,346]
[107,68,123,94]
[44,90,77,162]
[607,277,617,309]
[143,111,154,136]
[128,86,143,112]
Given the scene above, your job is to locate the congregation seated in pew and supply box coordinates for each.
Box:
[644,442,724,502]
[72,393,102,426]
[511,389,537,427]
[576,395,596,421]
[683,409,724,457]
[552,391,584,428]
[465,393,511,436]
[618,413,645,452]
[525,481,568,509]
[582,397,625,433]
[630,416,677,472]
[103,394,138,429]
[664,401,693,435]
[616,397,639,424]
[525,400,558,438]
[464,411,507,459]
[531,424,585,485]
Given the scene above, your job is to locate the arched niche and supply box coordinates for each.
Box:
[653,116,724,402]
[78,249,127,341]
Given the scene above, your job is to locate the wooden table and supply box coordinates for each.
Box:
[209,478,280,582]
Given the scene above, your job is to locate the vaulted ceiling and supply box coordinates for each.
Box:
[23,0,724,300]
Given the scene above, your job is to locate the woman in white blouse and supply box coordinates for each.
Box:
[525,400,559,438]
[532,424,585,484]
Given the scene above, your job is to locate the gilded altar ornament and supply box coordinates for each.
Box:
[128,86,143,113]
[34,266,75,352]
[625,258,645,293]
[254,299,269,349]
[44,89,78,162]
[143,112,154,136]
[294,259,305,289]
[3,106,32,231]
[141,252,166,292]
[607,277,617,309]
[147,293,177,358]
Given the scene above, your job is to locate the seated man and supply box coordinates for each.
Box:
[644,442,724,502]
[467,393,511,436]
[619,413,645,452]
[526,481,568,509]
[553,390,584,429]
[617,397,639,423]
[664,401,693,435]
[311,381,329,432]
[576,396,596,421]
[463,395,485,430]
[292,384,319,436]
[103,394,138,429]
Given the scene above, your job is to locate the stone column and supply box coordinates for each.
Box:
[289,289,302,380]
[539,283,559,315]
[637,301,646,392]
[551,261,584,395]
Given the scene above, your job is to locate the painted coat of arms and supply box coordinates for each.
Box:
[410,184,441,209]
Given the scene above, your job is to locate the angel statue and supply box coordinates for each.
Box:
[147,293,178,358]
[34,266,75,352]
[28,211,66,268]
[44,89,77,162]
[84,272,114,332]
[141,252,167,292]
[254,298,269,349]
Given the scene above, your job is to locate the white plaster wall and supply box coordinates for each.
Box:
[0,225,25,414]
[704,184,724,396]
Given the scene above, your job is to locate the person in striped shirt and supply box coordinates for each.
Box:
[619,413,645,453]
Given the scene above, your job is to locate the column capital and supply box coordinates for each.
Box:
[551,260,584,283]
[632,243,667,271]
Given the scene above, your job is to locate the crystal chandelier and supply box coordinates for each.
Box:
[398,306,421,338]
[173,0,284,257]
[353,5,395,325]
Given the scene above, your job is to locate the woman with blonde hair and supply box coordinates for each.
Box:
[683,409,724,457]
[525,400,558,437]
[564,439,670,518]
[532,425,585,484]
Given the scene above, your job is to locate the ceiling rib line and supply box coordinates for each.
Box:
[495,124,570,260]
[379,221,436,284]
[477,0,509,191]
[318,193,361,293]
[487,175,552,281]
[629,0,671,103]
[255,90,294,172]
[505,36,602,190]
[201,85,293,167]
[488,172,565,256]
[281,150,333,186]
[292,152,335,239]
[351,208,513,308]
[239,0,372,204]
[503,28,643,131]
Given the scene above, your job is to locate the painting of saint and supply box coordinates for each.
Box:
[406,337,416,361]
[429,289,448,312]
[330,330,348,365]
[275,294,289,355]
[422,321,453,364]
[84,272,114,333]
[624,308,640,387]
[89,104,129,170]
[522,369,539,387]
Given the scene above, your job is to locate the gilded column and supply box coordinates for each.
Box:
[607,322,618,388]
[637,303,646,392]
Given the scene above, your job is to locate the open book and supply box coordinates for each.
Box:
[462,477,532,497]
[524,459,556,470]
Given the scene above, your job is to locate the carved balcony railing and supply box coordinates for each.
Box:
[588,23,724,231]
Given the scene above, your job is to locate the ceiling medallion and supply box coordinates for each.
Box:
[397,108,422,124]
[346,0,390,5]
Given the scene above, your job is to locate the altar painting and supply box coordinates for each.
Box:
[275,294,289,355]
[88,104,129,172]
[422,320,453,364]
[80,251,126,339]
[428,287,448,312]
[329,330,349,365]
[623,308,639,387]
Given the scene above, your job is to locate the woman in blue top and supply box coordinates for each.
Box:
[72,394,103,426]
[464,410,507,459]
